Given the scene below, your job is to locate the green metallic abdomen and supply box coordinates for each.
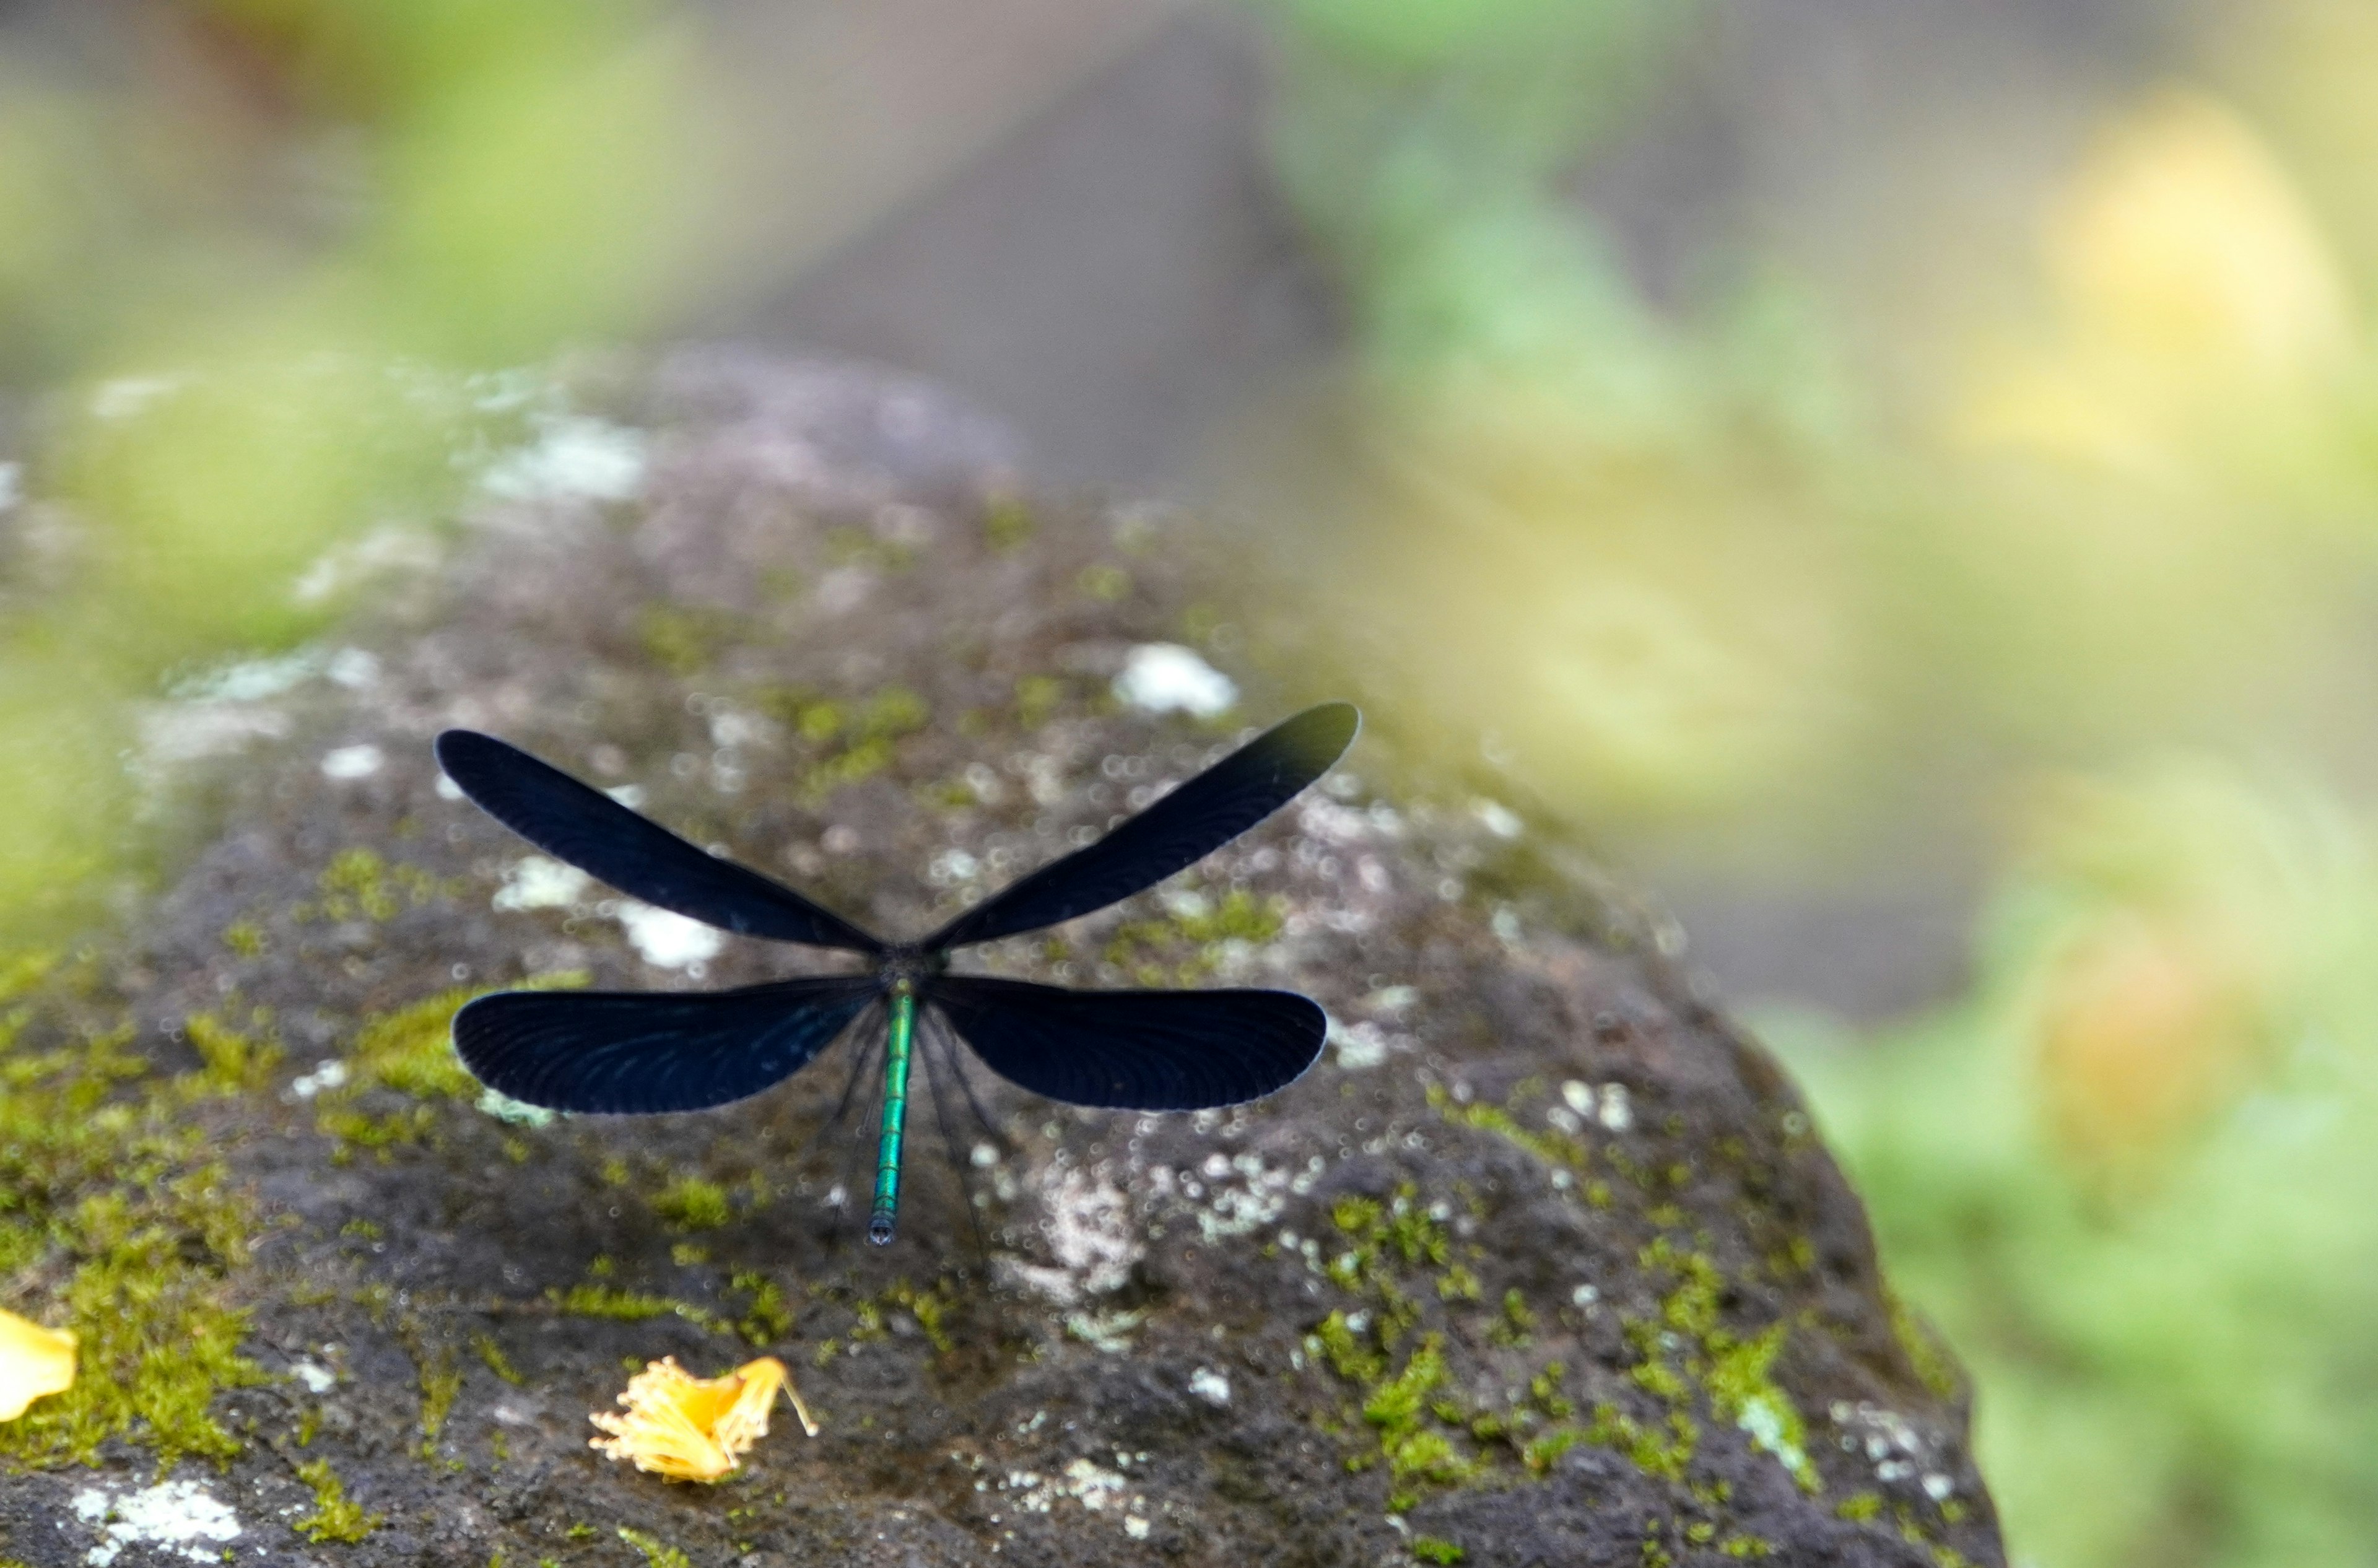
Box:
[868,983,916,1245]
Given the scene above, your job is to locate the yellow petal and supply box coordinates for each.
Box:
[0,1307,76,1422]
[590,1354,816,1483]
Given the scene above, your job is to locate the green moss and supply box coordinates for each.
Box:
[637,603,748,676]
[1836,1492,1883,1522]
[1334,1195,1383,1234]
[617,1527,693,1568]
[1363,1335,1447,1435]
[346,989,478,1098]
[822,525,916,573]
[1629,1358,1691,1403]
[1632,1240,1818,1491]
[1585,1403,1699,1483]
[0,983,266,1470]
[882,1277,957,1354]
[313,848,440,923]
[1886,1288,1961,1403]
[861,686,930,738]
[341,972,586,1103]
[1104,890,1287,985]
[653,1175,732,1231]
[1705,1323,1816,1491]
[1523,1427,1583,1473]
[1435,1263,1481,1300]
[221,920,266,958]
[474,1333,523,1385]
[1528,1361,1573,1419]
[983,496,1036,552]
[1411,1537,1466,1565]
[1325,1186,1450,1305]
[1363,1336,1477,1509]
[546,1282,721,1330]
[417,1348,461,1443]
[1314,1309,1386,1382]
[293,1457,381,1543]
[1076,563,1131,601]
[794,686,931,801]
[1491,1287,1537,1346]
[183,1011,283,1094]
[1015,674,1065,729]
[733,1271,794,1344]
[317,1104,436,1160]
[1642,1240,1721,1337]
[1721,1536,1775,1558]
[1384,1428,1476,1512]
[1429,1085,1582,1169]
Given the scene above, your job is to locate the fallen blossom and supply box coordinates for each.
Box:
[590,1354,816,1482]
[0,1306,76,1421]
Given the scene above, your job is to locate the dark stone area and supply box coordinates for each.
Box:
[0,349,2001,1567]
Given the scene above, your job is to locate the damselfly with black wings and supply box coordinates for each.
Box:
[435,702,1358,1243]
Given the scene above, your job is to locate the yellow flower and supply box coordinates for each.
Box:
[589,1355,816,1482]
[0,1306,76,1421]
[1956,88,2355,469]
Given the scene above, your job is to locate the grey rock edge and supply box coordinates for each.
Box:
[0,347,2005,1568]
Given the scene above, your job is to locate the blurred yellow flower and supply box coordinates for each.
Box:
[589,1354,816,1483]
[0,1307,76,1421]
[1958,87,2356,469]
[2048,88,2353,375]
[2001,760,2353,1195]
[2031,912,2266,1190]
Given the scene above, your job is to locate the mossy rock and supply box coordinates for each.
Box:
[0,349,2005,1567]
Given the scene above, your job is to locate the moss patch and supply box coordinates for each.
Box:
[653,1176,732,1232]
[294,1457,382,1543]
[618,1527,694,1568]
[346,988,482,1099]
[0,959,266,1470]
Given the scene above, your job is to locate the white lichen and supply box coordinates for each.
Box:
[615,902,723,969]
[492,855,593,912]
[320,743,384,780]
[287,1060,349,1100]
[1735,1392,1815,1485]
[476,1087,558,1127]
[1330,1017,1389,1071]
[1112,644,1235,718]
[1063,1308,1144,1353]
[70,1479,242,1567]
[477,414,648,504]
[996,1457,1148,1535]
[1472,798,1524,838]
[1188,1367,1231,1407]
[1005,1167,1142,1305]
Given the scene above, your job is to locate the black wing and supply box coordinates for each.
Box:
[437,730,884,954]
[452,975,881,1113]
[926,702,1359,950]
[925,974,1325,1110]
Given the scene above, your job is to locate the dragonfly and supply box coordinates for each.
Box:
[435,702,1359,1245]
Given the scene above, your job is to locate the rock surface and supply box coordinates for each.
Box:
[0,349,2003,1567]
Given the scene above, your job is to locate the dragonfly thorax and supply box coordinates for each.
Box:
[875,947,949,990]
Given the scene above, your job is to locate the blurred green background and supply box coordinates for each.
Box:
[2,2,2376,1562]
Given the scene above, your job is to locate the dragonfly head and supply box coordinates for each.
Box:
[877,946,949,989]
